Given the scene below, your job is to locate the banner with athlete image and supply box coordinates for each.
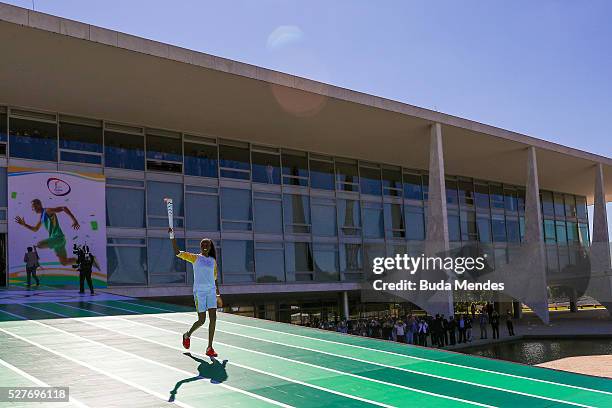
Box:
[8,167,107,287]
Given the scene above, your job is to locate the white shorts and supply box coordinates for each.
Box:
[193,290,217,313]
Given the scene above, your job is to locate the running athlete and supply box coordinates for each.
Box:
[170,228,222,357]
[15,199,80,266]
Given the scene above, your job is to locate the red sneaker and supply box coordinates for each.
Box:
[182,334,190,349]
[206,346,217,357]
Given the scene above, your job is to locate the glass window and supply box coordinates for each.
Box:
[340,244,363,281]
[0,112,6,143]
[285,242,313,281]
[219,143,250,179]
[310,159,334,190]
[186,193,219,231]
[283,194,310,234]
[252,151,281,184]
[254,194,282,233]
[491,214,506,242]
[0,167,6,207]
[517,189,526,213]
[255,242,284,282]
[553,193,565,218]
[59,122,102,153]
[9,117,57,161]
[337,199,361,236]
[363,202,384,238]
[336,161,359,191]
[544,220,556,243]
[314,244,339,281]
[422,175,429,201]
[578,223,589,246]
[147,181,184,218]
[474,183,490,210]
[384,203,405,238]
[506,217,520,243]
[360,166,381,195]
[222,240,254,275]
[382,167,402,197]
[504,189,518,213]
[546,245,559,275]
[282,151,308,186]
[404,173,423,201]
[405,205,425,241]
[106,186,146,228]
[476,213,492,243]
[446,178,458,205]
[147,238,186,273]
[104,131,145,170]
[490,184,504,210]
[541,191,554,217]
[458,180,474,207]
[220,188,252,231]
[184,142,218,178]
[460,210,477,241]
[566,221,579,243]
[311,198,337,236]
[146,133,182,172]
[576,196,587,220]
[448,211,461,242]
[555,220,567,244]
[107,245,147,285]
[564,194,577,218]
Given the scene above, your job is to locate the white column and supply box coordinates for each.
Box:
[524,146,550,324]
[342,291,349,320]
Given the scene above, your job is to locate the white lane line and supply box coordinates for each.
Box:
[0,357,89,408]
[5,307,291,408]
[110,301,612,397]
[21,304,390,408]
[105,301,612,407]
[83,310,498,408]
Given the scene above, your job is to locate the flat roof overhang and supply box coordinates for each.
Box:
[0,5,610,203]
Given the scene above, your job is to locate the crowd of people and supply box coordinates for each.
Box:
[310,303,517,348]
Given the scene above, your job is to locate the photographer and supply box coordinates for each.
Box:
[74,245,100,295]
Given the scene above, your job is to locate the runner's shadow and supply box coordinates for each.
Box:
[169,352,229,402]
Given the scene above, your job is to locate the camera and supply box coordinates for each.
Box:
[72,243,91,269]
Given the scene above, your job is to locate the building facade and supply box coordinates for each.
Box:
[0,3,610,322]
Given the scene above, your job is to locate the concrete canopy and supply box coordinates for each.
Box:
[0,4,610,203]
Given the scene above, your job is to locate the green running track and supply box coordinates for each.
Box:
[0,299,611,408]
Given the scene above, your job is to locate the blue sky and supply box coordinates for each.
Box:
[6,0,612,237]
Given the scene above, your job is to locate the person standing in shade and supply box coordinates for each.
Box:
[394,319,406,343]
[448,315,457,346]
[23,246,40,287]
[471,303,476,320]
[457,314,466,343]
[491,310,500,339]
[441,315,449,346]
[506,309,515,336]
[78,246,100,295]
[479,310,488,339]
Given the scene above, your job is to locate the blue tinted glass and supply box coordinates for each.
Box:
[219,145,250,171]
[283,194,310,228]
[476,215,491,243]
[405,206,425,240]
[9,118,57,161]
[146,134,182,163]
[491,215,506,242]
[282,153,308,178]
[576,197,587,220]
[147,238,186,273]
[104,131,144,170]
[186,193,219,231]
[59,122,102,153]
[310,160,335,190]
[555,221,567,244]
[285,242,313,280]
[506,217,520,243]
[448,213,461,242]
[184,142,217,178]
[363,205,384,238]
[254,198,282,233]
[147,181,184,217]
[475,184,490,209]
[256,248,284,282]
[61,151,102,164]
[106,187,146,227]
[504,190,518,212]
[340,244,362,272]
[338,199,361,232]
[0,113,7,142]
[403,174,422,200]
[314,244,339,281]
[220,188,252,221]
[360,167,381,195]
[107,246,147,285]
[222,240,254,274]
[252,152,281,184]
[311,202,336,236]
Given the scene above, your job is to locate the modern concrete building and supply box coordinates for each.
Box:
[0,3,610,323]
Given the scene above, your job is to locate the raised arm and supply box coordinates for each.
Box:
[15,215,42,232]
[48,206,80,230]
[169,228,180,255]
